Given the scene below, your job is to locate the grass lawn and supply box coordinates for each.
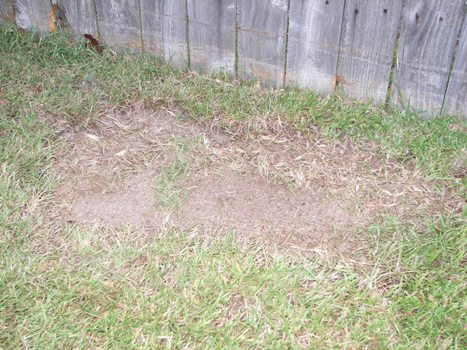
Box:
[0,25,466,349]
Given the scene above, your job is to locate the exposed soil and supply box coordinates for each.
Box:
[179,169,359,251]
[50,105,463,256]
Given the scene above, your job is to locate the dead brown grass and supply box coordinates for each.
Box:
[48,104,463,258]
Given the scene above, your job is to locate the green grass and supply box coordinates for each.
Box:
[0,25,466,349]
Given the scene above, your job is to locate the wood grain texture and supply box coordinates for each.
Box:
[337,0,403,102]
[187,0,236,74]
[56,0,98,35]
[6,0,467,118]
[286,0,345,94]
[141,0,187,67]
[0,0,15,23]
[161,0,188,67]
[0,0,8,23]
[140,0,164,55]
[237,0,288,86]
[14,0,51,31]
[95,0,141,50]
[392,0,465,114]
[443,11,467,117]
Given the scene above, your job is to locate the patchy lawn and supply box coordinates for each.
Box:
[0,25,466,349]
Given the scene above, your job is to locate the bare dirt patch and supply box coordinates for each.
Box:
[179,168,358,251]
[50,105,463,256]
[52,106,199,222]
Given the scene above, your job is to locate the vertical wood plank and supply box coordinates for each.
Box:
[337,0,403,102]
[14,0,51,31]
[141,0,187,67]
[56,0,98,35]
[392,0,465,115]
[0,0,8,23]
[162,0,188,67]
[0,0,15,23]
[95,0,141,50]
[286,0,345,94]
[140,0,164,55]
[237,0,288,86]
[187,0,236,75]
[443,12,467,117]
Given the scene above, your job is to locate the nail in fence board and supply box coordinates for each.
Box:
[140,0,164,55]
[95,0,141,51]
[392,0,465,115]
[237,0,288,86]
[14,0,51,31]
[286,0,345,94]
[187,0,236,75]
[444,15,467,117]
[56,0,98,36]
[337,0,403,102]
[161,0,188,67]
[0,0,14,23]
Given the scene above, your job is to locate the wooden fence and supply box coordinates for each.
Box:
[1,0,466,118]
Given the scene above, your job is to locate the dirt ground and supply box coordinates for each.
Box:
[50,105,463,257]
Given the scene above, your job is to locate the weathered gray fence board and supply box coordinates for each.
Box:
[392,0,465,114]
[14,0,51,31]
[4,0,467,118]
[95,0,141,50]
[0,0,14,23]
[162,0,188,67]
[56,0,98,35]
[286,0,345,94]
[140,0,164,55]
[0,0,8,23]
[337,0,403,102]
[238,0,288,86]
[187,0,235,74]
[444,13,467,117]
